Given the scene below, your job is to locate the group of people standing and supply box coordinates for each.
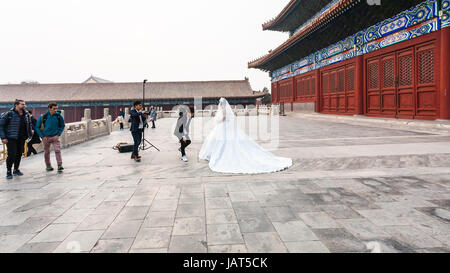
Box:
[0,100,66,179]
[1,98,292,179]
[127,101,190,163]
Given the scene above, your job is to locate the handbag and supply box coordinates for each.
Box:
[113,142,134,153]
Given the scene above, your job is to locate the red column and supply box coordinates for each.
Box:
[291,77,295,111]
[292,76,296,105]
[276,82,280,104]
[271,83,275,104]
[315,70,321,113]
[354,55,364,115]
[440,27,450,119]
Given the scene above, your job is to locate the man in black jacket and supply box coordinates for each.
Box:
[129,101,148,162]
[0,100,33,179]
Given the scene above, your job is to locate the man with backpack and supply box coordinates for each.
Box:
[35,102,65,172]
[0,99,34,179]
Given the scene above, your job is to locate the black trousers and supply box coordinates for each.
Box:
[27,142,38,156]
[151,121,156,128]
[131,129,143,156]
[6,138,25,172]
[180,139,191,157]
[120,123,124,130]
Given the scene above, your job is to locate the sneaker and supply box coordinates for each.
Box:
[6,172,12,180]
[181,156,188,162]
[13,170,24,176]
[46,166,54,172]
[58,166,64,172]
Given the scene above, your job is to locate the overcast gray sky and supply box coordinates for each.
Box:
[0,0,290,91]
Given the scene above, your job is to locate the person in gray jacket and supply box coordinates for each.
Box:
[150,106,157,129]
[173,107,191,162]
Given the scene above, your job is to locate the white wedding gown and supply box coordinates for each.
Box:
[199,98,292,174]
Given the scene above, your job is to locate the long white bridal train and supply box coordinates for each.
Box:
[199,98,292,174]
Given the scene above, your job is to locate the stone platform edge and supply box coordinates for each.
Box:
[289,112,450,133]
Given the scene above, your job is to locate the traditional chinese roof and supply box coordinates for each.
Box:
[250,0,426,72]
[251,0,357,70]
[262,0,332,32]
[0,79,263,103]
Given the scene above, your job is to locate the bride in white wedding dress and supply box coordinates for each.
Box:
[199,98,292,174]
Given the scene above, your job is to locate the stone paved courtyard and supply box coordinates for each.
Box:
[0,115,449,253]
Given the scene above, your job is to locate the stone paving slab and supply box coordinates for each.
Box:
[0,116,449,252]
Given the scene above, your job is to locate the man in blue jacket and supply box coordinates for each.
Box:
[0,99,33,179]
[35,102,65,172]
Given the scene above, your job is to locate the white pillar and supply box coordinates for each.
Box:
[103,108,111,134]
[83,109,92,140]
[124,107,130,129]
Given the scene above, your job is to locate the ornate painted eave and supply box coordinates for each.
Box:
[250,0,356,70]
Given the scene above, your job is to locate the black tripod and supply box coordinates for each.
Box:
[140,79,160,152]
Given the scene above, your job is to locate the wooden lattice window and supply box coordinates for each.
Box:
[368,62,379,89]
[330,73,336,93]
[418,49,434,84]
[311,78,316,95]
[306,79,310,96]
[383,59,395,88]
[346,68,355,91]
[338,70,345,92]
[399,55,413,86]
[300,80,305,96]
[323,74,329,94]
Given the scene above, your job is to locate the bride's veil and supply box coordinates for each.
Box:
[201,97,239,145]
[214,98,236,124]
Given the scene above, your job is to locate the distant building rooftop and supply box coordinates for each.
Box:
[82,75,114,84]
[0,78,263,103]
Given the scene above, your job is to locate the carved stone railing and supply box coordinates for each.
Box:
[149,105,274,119]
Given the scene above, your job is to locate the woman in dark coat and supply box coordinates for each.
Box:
[27,110,41,156]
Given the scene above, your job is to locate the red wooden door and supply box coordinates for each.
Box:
[336,67,346,112]
[346,65,356,113]
[321,72,330,112]
[366,58,381,115]
[329,71,337,111]
[365,39,438,119]
[320,61,356,115]
[415,42,438,118]
[381,53,397,117]
[397,49,415,118]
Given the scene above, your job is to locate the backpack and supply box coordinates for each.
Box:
[2,109,27,128]
[2,111,13,128]
[40,112,63,132]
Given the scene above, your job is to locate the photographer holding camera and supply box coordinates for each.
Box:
[129,101,148,162]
